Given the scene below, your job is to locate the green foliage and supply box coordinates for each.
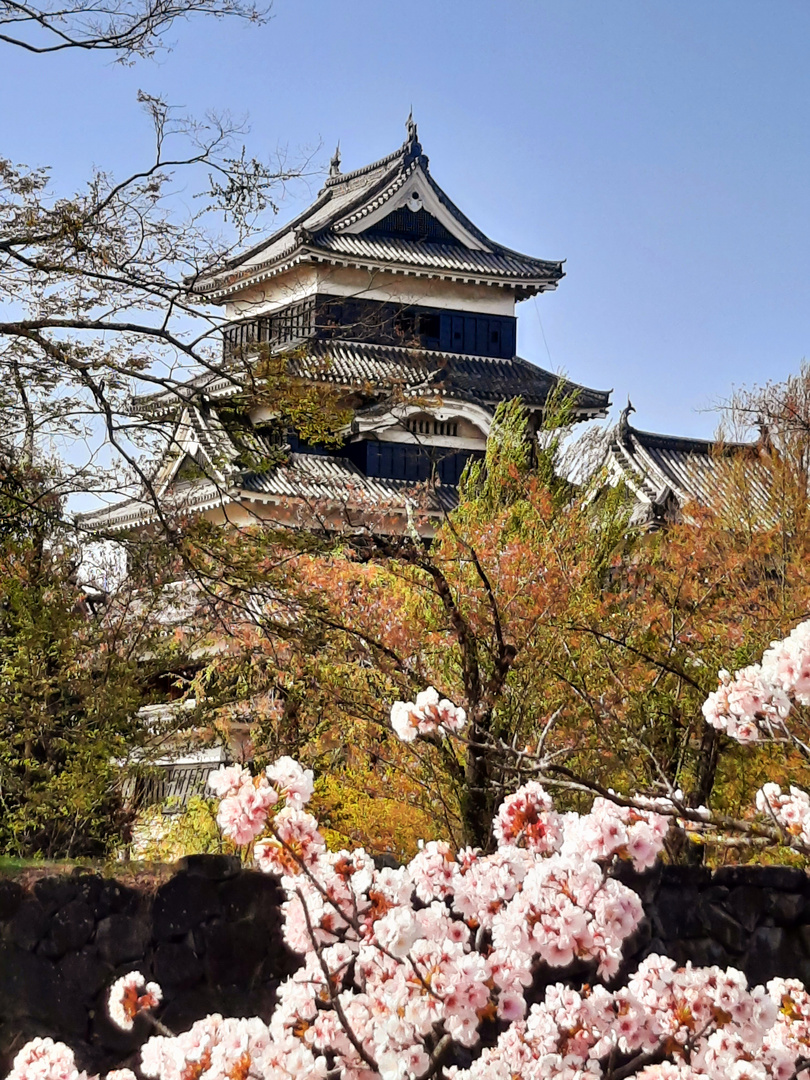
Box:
[457,397,533,516]
[312,765,445,862]
[0,468,190,859]
[132,796,222,861]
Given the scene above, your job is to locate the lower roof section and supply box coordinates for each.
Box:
[240,452,458,512]
[597,421,773,528]
[80,450,458,534]
[134,339,611,419]
[291,341,610,414]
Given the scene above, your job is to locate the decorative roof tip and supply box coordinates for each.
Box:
[321,119,427,191]
[404,108,423,162]
[329,142,341,178]
[618,397,635,444]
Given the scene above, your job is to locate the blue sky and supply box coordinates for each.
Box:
[3,0,809,438]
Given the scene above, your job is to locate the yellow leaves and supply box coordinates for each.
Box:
[673,1002,694,1030]
[780,993,803,1021]
[476,1000,498,1023]
[225,1053,252,1080]
[312,763,443,860]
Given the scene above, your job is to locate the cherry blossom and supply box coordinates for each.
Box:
[215,775,277,846]
[265,756,315,808]
[702,618,810,742]
[12,636,810,1080]
[493,781,563,853]
[254,807,326,875]
[700,619,810,852]
[6,1040,84,1080]
[390,688,466,743]
[205,765,250,799]
[108,972,162,1031]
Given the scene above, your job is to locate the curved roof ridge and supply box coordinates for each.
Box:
[512,354,611,399]
[322,140,409,190]
[625,424,755,454]
[322,115,423,190]
[211,190,332,275]
[329,160,419,231]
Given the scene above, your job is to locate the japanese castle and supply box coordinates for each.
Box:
[85,117,765,537]
[86,118,612,535]
[87,121,772,817]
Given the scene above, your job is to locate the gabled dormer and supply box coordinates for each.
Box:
[194,116,565,313]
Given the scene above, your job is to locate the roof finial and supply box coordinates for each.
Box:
[406,107,417,144]
[329,141,341,178]
[404,108,423,162]
[618,396,635,445]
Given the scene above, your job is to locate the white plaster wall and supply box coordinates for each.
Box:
[224,264,517,320]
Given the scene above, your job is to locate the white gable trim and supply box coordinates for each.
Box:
[338,165,489,252]
[353,400,493,440]
[154,406,236,496]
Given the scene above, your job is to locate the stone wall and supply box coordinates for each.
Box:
[0,856,298,1077]
[3,858,810,1076]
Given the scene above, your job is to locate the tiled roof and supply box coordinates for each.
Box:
[600,422,774,527]
[134,341,610,418]
[308,232,560,281]
[128,747,228,809]
[240,452,457,513]
[195,124,563,299]
[131,371,242,416]
[79,428,458,533]
[289,341,609,413]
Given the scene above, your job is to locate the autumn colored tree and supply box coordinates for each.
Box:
[174,398,626,851]
[178,368,810,862]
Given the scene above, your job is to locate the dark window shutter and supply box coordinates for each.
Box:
[476,318,488,356]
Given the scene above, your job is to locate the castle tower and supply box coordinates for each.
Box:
[87,121,610,534]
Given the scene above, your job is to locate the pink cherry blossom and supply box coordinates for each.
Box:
[254,806,326,875]
[205,764,250,798]
[6,1040,82,1080]
[12,720,810,1080]
[266,756,315,808]
[108,972,162,1031]
[216,777,277,846]
[389,687,466,743]
[492,781,563,854]
[703,619,810,743]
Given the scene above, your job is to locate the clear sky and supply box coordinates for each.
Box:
[3,0,809,439]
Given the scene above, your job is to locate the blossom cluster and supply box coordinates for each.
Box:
[493,786,669,871]
[207,755,314,848]
[10,632,810,1080]
[702,618,810,744]
[450,958,810,1080]
[700,619,810,849]
[756,783,810,846]
[6,1040,87,1080]
[9,761,810,1080]
[107,971,162,1031]
[139,1015,324,1080]
[390,687,467,743]
[5,1038,137,1080]
[244,776,666,1080]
